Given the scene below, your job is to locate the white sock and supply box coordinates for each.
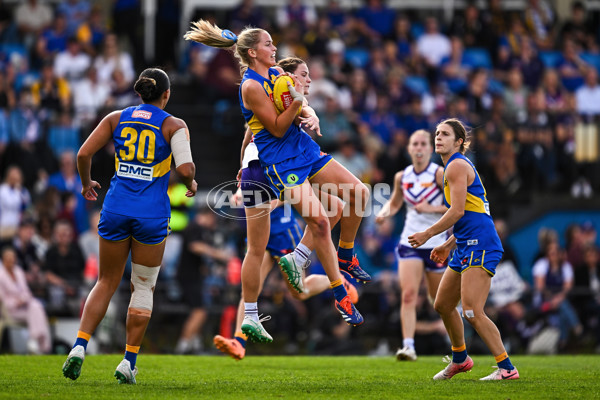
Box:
[244,302,259,322]
[294,243,311,266]
[403,338,415,350]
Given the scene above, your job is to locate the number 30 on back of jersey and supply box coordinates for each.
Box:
[117,127,157,181]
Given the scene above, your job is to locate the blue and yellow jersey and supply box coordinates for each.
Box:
[102,104,173,218]
[238,67,314,166]
[269,203,302,236]
[443,152,503,252]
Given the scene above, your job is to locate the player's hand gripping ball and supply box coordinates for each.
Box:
[272,75,302,115]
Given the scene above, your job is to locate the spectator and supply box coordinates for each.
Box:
[0,246,51,354]
[48,151,88,234]
[558,38,588,92]
[513,37,544,90]
[56,0,91,36]
[305,58,345,113]
[355,0,396,42]
[40,12,69,55]
[304,15,338,57]
[30,61,71,117]
[106,69,139,110]
[459,68,493,124]
[532,241,583,348]
[502,67,529,123]
[47,111,80,158]
[53,37,91,85]
[450,2,488,49]
[332,138,372,182]
[227,0,268,33]
[76,5,106,57]
[71,66,110,130]
[0,166,31,244]
[275,0,317,34]
[560,1,594,50]
[441,36,470,88]
[416,17,451,83]
[14,0,53,49]
[316,94,355,151]
[575,67,600,118]
[360,92,401,145]
[571,243,600,348]
[12,219,40,275]
[541,68,567,118]
[524,0,555,50]
[392,14,413,61]
[93,33,135,87]
[43,219,85,315]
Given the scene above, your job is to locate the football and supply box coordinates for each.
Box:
[272,75,302,115]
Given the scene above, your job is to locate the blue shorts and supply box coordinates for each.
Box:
[241,160,276,208]
[396,245,445,273]
[264,150,333,200]
[447,247,502,276]
[266,223,303,260]
[98,209,171,245]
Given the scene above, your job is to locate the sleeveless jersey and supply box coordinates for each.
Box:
[443,153,502,252]
[399,162,447,249]
[102,104,173,218]
[269,203,301,235]
[242,141,259,168]
[238,67,315,166]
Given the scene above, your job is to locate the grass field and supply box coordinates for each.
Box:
[1,354,599,399]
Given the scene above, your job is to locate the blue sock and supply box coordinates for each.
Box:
[74,337,89,351]
[234,335,247,348]
[331,281,348,303]
[497,357,514,371]
[338,246,353,262]
[452,348,467,364]
[124,346,139,370]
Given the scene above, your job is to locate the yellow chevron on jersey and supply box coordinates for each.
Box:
[248,114,264,135]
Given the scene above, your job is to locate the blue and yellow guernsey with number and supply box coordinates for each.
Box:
[443,152,503,252]
[102,104,172,219]
[239,67,315,167]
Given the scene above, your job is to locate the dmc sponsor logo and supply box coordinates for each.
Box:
[117,162,153,181]
[207,180,274,220]
[132,110,152,119]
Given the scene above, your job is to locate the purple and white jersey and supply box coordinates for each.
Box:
[399,162,447,249]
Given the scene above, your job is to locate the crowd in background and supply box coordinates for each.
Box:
[0,0,599,356]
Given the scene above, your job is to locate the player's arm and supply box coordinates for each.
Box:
[164,116,197,197]
[408,161,468,248]
[242,79,302,138]
[77,111,120,201]
[430,234,456,264]
[415,166,449,214]
[376,171,404,224]
[298,103,321,136]
[240,125,253,168]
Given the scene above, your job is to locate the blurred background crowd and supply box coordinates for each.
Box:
[0,0,599,357]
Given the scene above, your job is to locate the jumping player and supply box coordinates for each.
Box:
[184,22,367,342]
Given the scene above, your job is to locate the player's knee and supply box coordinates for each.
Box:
[97,273,122,293]
[401,288,418,306]
[462,308,482,326]
[308,215,330,237]
[128,263,160,317]
[433,299,451,315]
[352,182,369,208]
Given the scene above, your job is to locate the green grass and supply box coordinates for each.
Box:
[1,355,599,399]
